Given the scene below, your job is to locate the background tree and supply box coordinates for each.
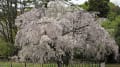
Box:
[107,2,120,21]
[0,0,18,57]
[88,0,110,17]
[114,16,120,53]
[0,0,17,43]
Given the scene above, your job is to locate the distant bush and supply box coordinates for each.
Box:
[0,38,15,57]
[101,16,120,36]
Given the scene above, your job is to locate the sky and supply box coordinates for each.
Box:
[70,0,120,7]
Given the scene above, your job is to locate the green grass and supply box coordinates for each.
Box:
[106,64,120,67]
[0,62,120,67]
[0,62,100,67]
[0,62,58,67]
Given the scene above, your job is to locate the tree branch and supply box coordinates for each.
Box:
[62,24,89,36]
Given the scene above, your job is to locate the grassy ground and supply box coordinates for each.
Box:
[0,62,100,67]
[106,64,120,67]
[0,62,120,67]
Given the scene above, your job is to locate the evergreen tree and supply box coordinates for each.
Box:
[88,0,110,17]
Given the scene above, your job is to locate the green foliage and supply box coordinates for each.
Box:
[101,2,120,48]
[107,12,117,21]
[101,16,120,51]
[107,2,120,20]
[0,0,18,44]
[114,16,120,47]
[0,38,15,57]
[88,0,110,17]
[101,2,120,62]
[79,1,89,10]
[80,2,120,18]
[101,16,120,36]
[109,2,120,15]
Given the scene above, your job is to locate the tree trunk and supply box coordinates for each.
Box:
[100,62,105,67]
[57,61,62,67]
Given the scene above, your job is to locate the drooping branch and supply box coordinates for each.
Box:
[62,24,89,36]
[14,0,119,63]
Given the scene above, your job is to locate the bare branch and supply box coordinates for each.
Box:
[62,24,89,36]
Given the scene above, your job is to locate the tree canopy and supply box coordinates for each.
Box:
[14,1,118,63]
[88,0,110,17]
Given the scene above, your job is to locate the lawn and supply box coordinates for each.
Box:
[0,62,100,67]
[0,62,120,67]
[106,64,120,67]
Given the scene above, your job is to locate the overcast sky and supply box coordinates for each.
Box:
[71,0,120,7]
